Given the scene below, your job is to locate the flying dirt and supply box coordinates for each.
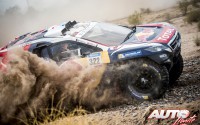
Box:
[0,49,128,124]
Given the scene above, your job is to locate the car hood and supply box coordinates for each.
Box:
[124,22,176,45]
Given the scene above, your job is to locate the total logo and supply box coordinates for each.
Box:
[148,109,197,125]
[157,28,175,41]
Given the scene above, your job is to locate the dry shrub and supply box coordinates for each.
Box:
[165,13,172,23]
[186,9,200,24]
[128,11,142,25]
[190,0,200,7]
[178,0,190,15]
[140,8,152,14]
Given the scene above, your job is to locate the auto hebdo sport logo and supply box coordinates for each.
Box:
[148,109,197,125]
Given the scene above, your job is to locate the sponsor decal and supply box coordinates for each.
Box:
[118,54,125,59]
[118,50,142,59]
[148,109,197,125]
[157,28,175,42]
[87,52,102,65]
[135,29,155,41]
[142,96,149,100]
[87,53,101,58]
[159,54,167,58]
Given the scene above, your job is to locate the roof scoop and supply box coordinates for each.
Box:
[44,21,77,37]
[61,21,77,35]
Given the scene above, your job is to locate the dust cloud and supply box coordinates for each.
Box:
[0,49,127,124]
[0,0,179,45]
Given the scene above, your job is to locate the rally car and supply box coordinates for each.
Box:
[0,21,183,100]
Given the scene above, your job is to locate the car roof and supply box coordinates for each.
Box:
[1,23,102,48]
[4,21,98,48]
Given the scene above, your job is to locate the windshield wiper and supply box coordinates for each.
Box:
[123,26,136,43]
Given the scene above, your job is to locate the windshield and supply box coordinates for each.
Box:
[82,23,132,46]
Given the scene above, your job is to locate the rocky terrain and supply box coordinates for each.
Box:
[48,6,200,125]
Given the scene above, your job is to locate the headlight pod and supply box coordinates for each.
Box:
[145,43,172,52]
[145,46,165,52]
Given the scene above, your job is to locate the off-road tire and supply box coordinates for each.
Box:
[169,54,183,85]
[122,59,169,100]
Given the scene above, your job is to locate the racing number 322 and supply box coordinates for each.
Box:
[88,56,101,65]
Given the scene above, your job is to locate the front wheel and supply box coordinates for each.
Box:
[122,59,169,100]
[169,54,183,85]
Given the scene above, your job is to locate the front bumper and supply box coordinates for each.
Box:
[149,31,181,70]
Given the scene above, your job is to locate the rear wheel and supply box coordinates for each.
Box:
[122,59,169,100]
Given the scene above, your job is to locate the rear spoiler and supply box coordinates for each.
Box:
[137,23,163,28]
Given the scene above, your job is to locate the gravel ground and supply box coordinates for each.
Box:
[139,55,200,107]
[48,55,200,125]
